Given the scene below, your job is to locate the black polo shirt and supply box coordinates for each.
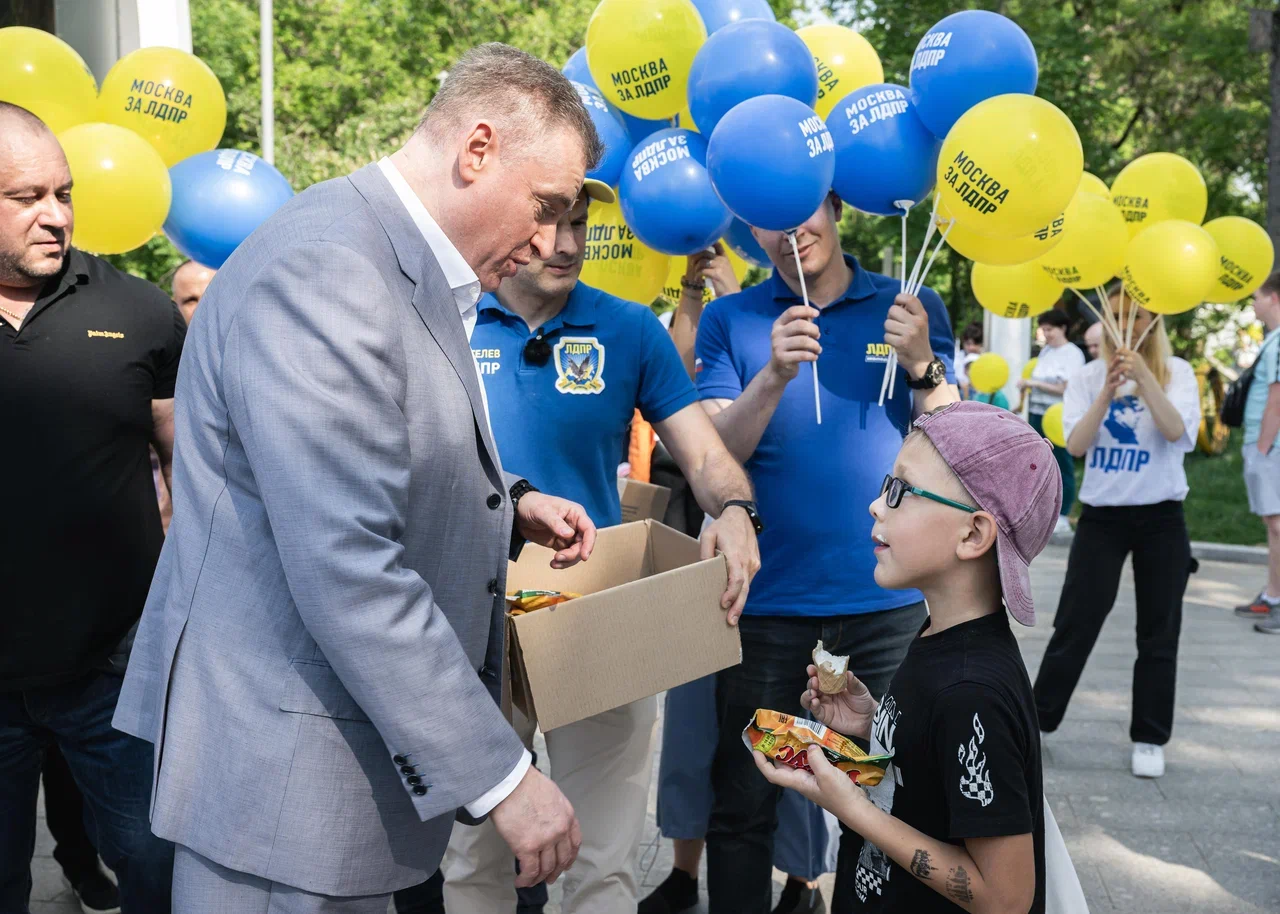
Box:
[1,249,186,691]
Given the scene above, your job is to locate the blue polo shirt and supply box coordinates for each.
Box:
[695,254,955,617]
[474,282,698,528]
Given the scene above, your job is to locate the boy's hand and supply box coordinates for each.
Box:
[803,665,878,740]
[752,744,869,826]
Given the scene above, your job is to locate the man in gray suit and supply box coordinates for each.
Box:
[113,44,608,912]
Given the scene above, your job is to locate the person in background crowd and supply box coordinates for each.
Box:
[667,243,741,378]
[1084,321,1103,361]
[437,183,760,914]
[956,321,983,399]
[169,259,216,326]
[956,323,1010,410]
[1236,273,1280,633]
[645,256,844,914]
[1034,292,1201,778]
[0,102,181,914]
[692,191,958,914]
[152,260,218,533]
[1018,309,1085,535]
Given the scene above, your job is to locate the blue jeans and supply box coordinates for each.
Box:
[0,670,174,913]
[706,605,927,914]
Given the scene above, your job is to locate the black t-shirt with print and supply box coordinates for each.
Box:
[852,611,1045,914]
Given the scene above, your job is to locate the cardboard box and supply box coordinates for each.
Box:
[506,519,739,731]
[617,477,672,523]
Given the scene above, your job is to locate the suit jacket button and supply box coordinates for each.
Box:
[412,784,428,796]
[487,493,502,510]
[400,766,415,776]
[487,578,499,596]
[393,755,407,765]
[407,775,422,785]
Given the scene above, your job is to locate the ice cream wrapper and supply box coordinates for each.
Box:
[743,709,892,787]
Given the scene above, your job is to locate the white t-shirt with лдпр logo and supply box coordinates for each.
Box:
[1028,341,1085,415]
[1063,356,1201,507]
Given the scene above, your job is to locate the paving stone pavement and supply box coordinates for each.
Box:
[27,545,1280,913]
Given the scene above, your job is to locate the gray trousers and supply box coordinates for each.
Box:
[173,845,391,913]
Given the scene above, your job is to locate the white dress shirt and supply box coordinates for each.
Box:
[378,157,530,818]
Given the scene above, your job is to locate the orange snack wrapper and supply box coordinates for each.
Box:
[505,590,581,616]
[742,709,892,787]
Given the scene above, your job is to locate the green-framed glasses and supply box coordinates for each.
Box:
[880,475,977,514]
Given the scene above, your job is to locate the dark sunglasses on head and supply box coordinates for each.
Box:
[880,474,977,513]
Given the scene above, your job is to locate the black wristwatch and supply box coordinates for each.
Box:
[905,357,947,390]
[722,499,764,534]
[509,480,539,513]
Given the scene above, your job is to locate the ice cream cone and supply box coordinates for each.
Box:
[812,640,849,694]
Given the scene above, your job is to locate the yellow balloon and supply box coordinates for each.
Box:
[586,0,706,119]
[1079,172,1110,198]
[580,198,670,302]
[1035,191,1128,289]
[97,47,227,166]
[1110,152,1207,238]
[937,195,1075,267]
[937,94,1083,240]
[972,261,1063,321]
[1202,216,1275,304]
[1119,219,1220,316]
[968,353,1009,394]
[1021,357,1038,380]
[677,104,699,133]
[1041,403,1066,447]
[60,123,171,255]
[0,27,98,134]
[796,25,884,120]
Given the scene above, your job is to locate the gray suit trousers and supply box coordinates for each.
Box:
[172,845,391,914]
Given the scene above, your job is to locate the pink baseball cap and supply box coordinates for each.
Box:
[912,402,1062,626]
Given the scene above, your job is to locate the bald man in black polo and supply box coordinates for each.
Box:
[0,102,180,914]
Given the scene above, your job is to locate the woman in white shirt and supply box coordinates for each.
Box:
[1018,309,1086,534]
[1032,295,1201,780]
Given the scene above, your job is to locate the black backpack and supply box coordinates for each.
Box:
[1220,362,1254,428]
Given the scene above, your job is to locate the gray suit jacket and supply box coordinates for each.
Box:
[113,164,527,895]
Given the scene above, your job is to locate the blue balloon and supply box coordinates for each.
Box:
[723,217,770,267]
[621,111,671,146]
[562,47,593,87]
[827,84,940,217]
[908,10,1037,139]
[619,128,732,257]
[687,19,818,136]
[164,149,294,268]
[708,95,835,232]
[692,0,775,34]
[570,81,631,187]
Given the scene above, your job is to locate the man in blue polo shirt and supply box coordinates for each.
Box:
[695,192,958,914]
[439,185,760,914]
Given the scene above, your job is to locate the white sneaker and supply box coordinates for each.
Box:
[1131,742,1165,778]
[1053,515,1073,536]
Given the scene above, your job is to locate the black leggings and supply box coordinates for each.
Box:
[1033,501,1193,745]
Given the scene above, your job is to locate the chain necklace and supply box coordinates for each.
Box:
[0,302,29,326]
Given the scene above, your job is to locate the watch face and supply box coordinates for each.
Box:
[927,359,947,384]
